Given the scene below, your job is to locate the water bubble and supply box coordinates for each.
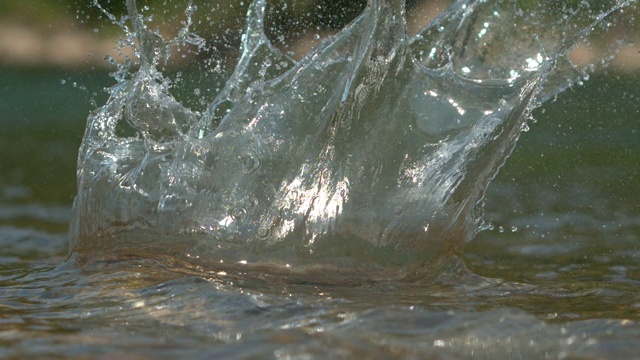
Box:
[256,225,272,240]
[242,155,255,169]
[230,207,247,221]
[241,152,261,173]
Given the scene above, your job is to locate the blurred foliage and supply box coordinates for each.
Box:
[0,0,367,29]
[0,1,70,25]
[2,0,635,36]
[0,0,636,70]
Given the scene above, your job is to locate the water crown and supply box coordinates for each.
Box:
[70,0,636,282]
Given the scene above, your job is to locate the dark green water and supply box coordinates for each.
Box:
[1,66,639,358]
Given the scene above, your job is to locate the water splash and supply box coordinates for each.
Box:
[71,0,635,282]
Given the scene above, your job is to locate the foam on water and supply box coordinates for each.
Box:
[71,0,635,282]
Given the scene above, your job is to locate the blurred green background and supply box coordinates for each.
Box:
[0,0,638,234]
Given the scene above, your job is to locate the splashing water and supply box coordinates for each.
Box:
[70,0,635,282]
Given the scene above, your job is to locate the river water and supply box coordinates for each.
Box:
[1,0,639,358]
